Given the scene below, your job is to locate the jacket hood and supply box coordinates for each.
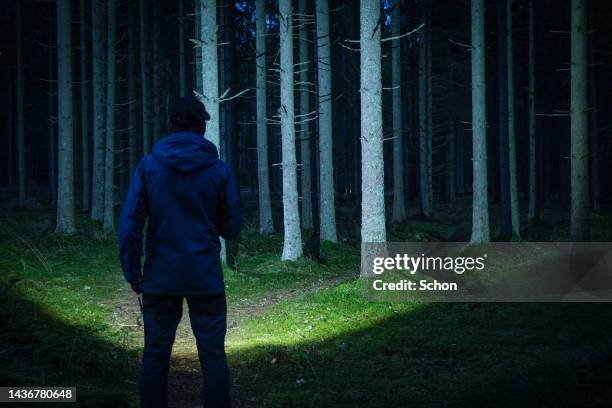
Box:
[153,131,219,173]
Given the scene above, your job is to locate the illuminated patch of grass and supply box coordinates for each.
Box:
[3,207,612,407]
[228,280,612,407]
[0,209,359,406]
[224,231,359,302]
[0,211,135,406]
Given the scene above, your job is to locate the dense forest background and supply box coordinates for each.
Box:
[2,1,612,406]
[1,0,611,250]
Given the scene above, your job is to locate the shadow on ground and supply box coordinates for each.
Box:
[0,286,135,407]
[227,301,612,407]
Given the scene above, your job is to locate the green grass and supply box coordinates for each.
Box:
[0,209,358,406]
[0,211,136,406]
[228,280,612,406]
[224,230,358,303]
[1,207,612,407]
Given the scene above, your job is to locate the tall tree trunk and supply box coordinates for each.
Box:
[279,0,303,260]
[219,7,226,157]
[103,0,116,233]
[527,0,538,221]
[309,84,321,260]
[470,0,490,243]
[139,0,150,153]
[351,4,361,209]
[353,98,361,208]
[255,0,274,233]
[426,2,433,213]
[7,75,13,188]
[200,0,226,257]
[316,0,337,242]
[418,28,426,213]
[48,9,57,207]
[200,1,219,147]
[588,5,599,213]
[91,0,106,221]
[497,0,511,237]
[56,0,76,233]
[225,2,236,171]
[351,101,361,209]
[360,0,386,244]
[391,0,406,223]
[298,0,313,230]
[16,1,25,207]
[194,1,202,93]
[506,0,520,237]
[418,5,433,218]
[152,1,161,142]
[80,0,90,212]
[310,13,321,251]
[447,119,456,202]
[128,0,137,176]
[118,106,127,194]
[456,121,465,195]
[446,64,456,203]
[570,0,589,241]
[222,0,240,267]
[404,50,413,202]
[218,1,232,163]
[339,43,351,202]
[178,0,186,97]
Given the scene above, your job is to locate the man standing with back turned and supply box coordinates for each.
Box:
[119,97,241,408]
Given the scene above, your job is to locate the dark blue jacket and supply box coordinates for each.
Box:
[119,131,242,296]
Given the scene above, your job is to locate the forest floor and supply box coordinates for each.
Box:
[1,200,612,407]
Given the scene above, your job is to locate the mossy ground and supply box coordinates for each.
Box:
[1,203,611,407]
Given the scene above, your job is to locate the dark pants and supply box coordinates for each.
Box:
[140,293,230,408]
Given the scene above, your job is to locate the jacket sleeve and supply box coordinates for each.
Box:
[119,160,148,287]
[218,166,242,241]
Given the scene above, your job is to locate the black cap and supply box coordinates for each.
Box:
[170,96,211,128]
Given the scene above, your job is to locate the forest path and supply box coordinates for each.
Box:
[107,272,354,407]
